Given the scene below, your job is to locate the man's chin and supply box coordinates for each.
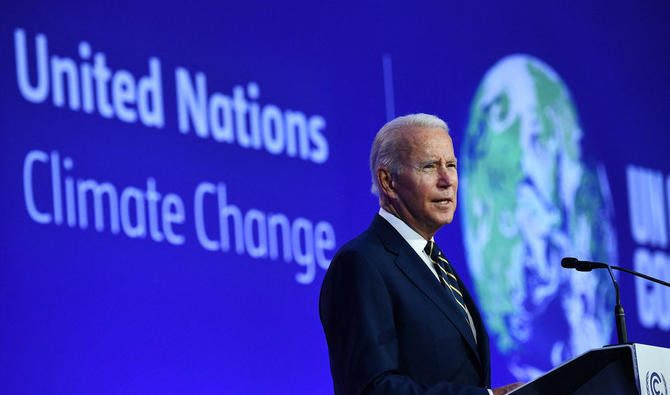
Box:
[430,212,455,228]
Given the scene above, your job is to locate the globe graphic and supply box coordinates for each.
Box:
[460,54,619,380]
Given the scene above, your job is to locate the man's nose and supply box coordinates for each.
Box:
[437,166,456,187]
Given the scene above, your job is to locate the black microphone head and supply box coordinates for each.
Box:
[561,257,578,268]
[576,261,594,272]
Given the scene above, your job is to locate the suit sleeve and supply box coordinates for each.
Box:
[319,249,489,395]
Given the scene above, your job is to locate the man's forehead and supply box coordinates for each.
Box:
[402,128,454,157]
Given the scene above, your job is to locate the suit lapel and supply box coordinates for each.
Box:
[369,215,482,368]
[459,274,491,383]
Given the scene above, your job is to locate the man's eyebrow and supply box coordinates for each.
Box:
[417,159,439,167]
[418,158,457,165]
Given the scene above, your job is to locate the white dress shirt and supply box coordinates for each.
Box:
[378,207,442,281]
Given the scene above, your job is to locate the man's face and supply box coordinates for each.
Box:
[390,127,458,239]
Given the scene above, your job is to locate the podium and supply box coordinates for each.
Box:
[510,344,670,395]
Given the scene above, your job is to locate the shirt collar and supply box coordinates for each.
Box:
[378,207,432,256]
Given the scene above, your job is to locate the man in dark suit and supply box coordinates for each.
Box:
[319,114,522,394]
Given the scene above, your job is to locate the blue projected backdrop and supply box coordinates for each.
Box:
[2,2,669,393]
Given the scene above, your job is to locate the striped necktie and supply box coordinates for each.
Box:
[424,240,472,326]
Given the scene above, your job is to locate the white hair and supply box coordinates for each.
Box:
[369,113,449,195]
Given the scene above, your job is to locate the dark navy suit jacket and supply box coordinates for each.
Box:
[319,214,491,394]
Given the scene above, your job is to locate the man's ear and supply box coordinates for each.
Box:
[377,167,396,198]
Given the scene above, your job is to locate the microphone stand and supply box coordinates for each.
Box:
[604,264,627,344]
[608,265,670,287]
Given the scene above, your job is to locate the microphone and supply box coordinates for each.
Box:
[562,257,670,285]
[561,257,608,272]
[561,256,670,345]
[561,257,627,344]
[560,257,578,268]
[562,256,670,344]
